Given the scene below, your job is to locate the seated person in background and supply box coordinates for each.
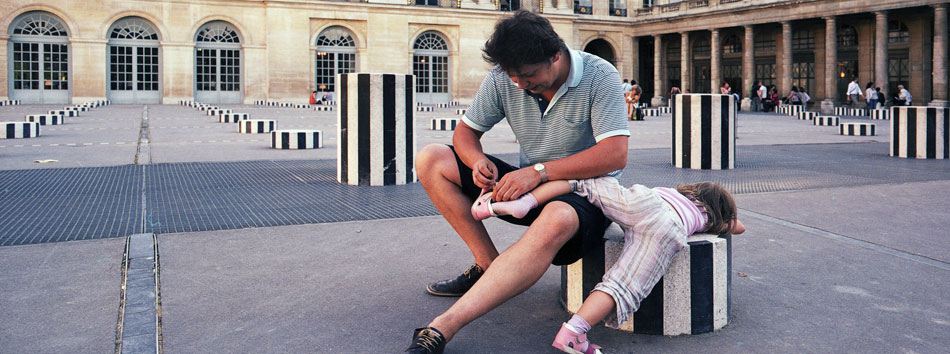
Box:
[309,90,319,105]
[471,178,745,354]
[896,84,912,106]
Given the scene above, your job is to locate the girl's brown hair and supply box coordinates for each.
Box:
[676,182,738,235]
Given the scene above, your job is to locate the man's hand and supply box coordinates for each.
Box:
[472,158,498,190]
[492,167,541,201]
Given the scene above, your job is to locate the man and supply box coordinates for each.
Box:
[897,84,912,106]
[406,11,629,353]
[847,77,864,108]
[621,78,632,93]
[750,81,762,112]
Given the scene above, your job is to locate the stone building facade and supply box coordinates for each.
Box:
[0,0,946,109]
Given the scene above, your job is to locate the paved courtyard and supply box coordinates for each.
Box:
[0,103,948,353]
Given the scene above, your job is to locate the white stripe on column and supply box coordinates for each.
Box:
[395,75,408,185]
[369,74,384,186]
[663,246,691,335]
[916,107,927,159]
[347,75,360,184]
[938,109,946,159]
[712,236,729,329]
[566,260,583,313]
[728,97,736,169]
[674,96,683,167]
[710,97,722,170]
[690,97,703,169]
[897,108,907,157]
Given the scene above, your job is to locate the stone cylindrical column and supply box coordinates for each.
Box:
[875,12,889,104]
[711,29,721,94]
[652,35,666,107]
[931,4,948,105]
[781,21,793,95]
[681,32,691,93]
[338,73,416,186]
[1,121,41,138]
[26,114,63,125]
[741,25,754,111]
[238,119,277,134]
[822,16,838,114]
[272,130,324,150]
[840,122,876,136]
[672,94,736,170]
[890,106,949,159]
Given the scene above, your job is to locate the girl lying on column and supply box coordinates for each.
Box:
[471,177,745,354]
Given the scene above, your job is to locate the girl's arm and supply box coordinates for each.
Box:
[525,180,572,204]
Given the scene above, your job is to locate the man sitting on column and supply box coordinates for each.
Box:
[406,10,630,353]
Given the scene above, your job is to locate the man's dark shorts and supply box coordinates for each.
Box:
[449,146,610,266]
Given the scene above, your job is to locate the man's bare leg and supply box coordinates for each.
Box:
[427,201,580,340]
[415,144,499,268]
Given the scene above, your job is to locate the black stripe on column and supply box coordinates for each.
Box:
[892,108,899,156]
[682,95,691,168]
[700,95,712,170]
[24,123,31,138]
[906,108,917,158]
[6,123,13,139]
[871,124,875,137]
[257,121,265,132]
[297,132,306,149]
[927,108,937,159]
[384,74,396,185]
[720,95,730,169]
[945,108,949,158]
[671,95,677,166]
[690,240,714,334]
[633,277,664,334]
[281,132,290,149]
[406,74,415,183]
[340,74,349,183]
[358,73,371,186]
[581,240,605,307]
[271,131,276,148]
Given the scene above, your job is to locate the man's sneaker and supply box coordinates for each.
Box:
[405,327,446,354]
[552,322,603,354]
[425,264,484,297]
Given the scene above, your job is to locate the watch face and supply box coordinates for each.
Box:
[534,164,544,171]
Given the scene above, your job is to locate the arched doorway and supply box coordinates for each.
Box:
[412,31,450,104]
[194,21,242,104]
[315,26,357,97]
[583,38,615,66]
[107,17,161,104]
[7,11,70,104]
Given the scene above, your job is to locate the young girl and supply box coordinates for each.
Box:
[471,177,745,354]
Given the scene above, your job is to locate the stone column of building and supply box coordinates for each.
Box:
[931,4,949,107]
[781,21,793,96]
[652,34,666,107]
[821,16,837,114]
[711,29,721,94]
[875,11,888,105]
[741,25,754,111]
[681,31,690,93]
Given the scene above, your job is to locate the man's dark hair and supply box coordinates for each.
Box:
[482,11,565,71]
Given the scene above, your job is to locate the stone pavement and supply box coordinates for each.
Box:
[1,104,948,353]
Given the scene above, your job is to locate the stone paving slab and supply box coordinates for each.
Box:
[0,238,124,354]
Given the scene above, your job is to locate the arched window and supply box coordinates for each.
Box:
[693,37,710,57]
[722,35,742,54]
[107,17,160,103]
[194,21,242,104]
[838,25,858,48]
[888,20,909,44]
[413,31,450,104]
[8,11,70,103]
[315,26,357,93]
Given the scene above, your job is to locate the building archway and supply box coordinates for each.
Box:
[412,30,450,104]
[194,20,243,104]
[583,38,615,67]
[107,16,161,104]
[7,11,70,104]
[314,26,358,97]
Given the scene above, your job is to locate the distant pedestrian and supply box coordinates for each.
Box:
[750,81,762,112]
[865,81,877,112]
[896,84,912,106]
[847,77,864,108]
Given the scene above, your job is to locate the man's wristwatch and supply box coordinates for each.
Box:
[533,163,548,183]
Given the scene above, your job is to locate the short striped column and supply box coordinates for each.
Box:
[840,122,876,136]
[870,109,889,120]
[834,107,847,116]
[199,105,214,111]
[643,108,661,117]
[67,106,88,112]
[784,105,803,116]
[430,118,459,131]
[798,111,817,120]
[1,122,41,138]
[436,103,450,108]
[314,106,333,112]
[850,108,867,116]
[338,73,416,186]
[294,104,310,109]
[891,106,949,159]
[208,109,231,116]
[267,101,279,107]
[456,109,466,115]
[1,100,22,106]
[658,106,671,114]
[562,232,731,335]
[280,102,293,108]
[26,114,63,125]
[672,94,735,170]
[450,100,460,106]
[255,100,266,105]
[49,110,78,117]
[219,113,250,123]
[417,106,433,112]
[271,130,323,149]
[815,116,839,126]
[238,119,277,133]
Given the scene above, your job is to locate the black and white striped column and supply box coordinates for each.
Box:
[834,107,847,116]
[2,122,41,138]
[315,106,333,112]
[430,118,459,131]
[798,111,817,120]
[238,119,277,133]
[417,106,433,112]
[870,109,890,120]
[840,122,875,136]
[562,232,731,336]
[337,73,416,186]
[26,114,63,125]
[815,116,839,126]
[208,109,231,116]
[67,106,88,112]
[49,110,78,117]
[271,130,323,149]
[891,106,949,159]
[219,113,250,123]
[456,109,467,115]
[672,94,735,170]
